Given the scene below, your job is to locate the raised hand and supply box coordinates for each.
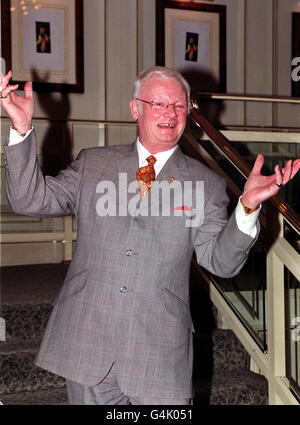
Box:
[241,154,300,210]
[0,70,34,134]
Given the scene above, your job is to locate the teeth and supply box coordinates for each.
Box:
[158,124,175,128]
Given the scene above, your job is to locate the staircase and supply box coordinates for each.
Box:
[190,264,269,405]
[0,263,268,405]
[193,330,268,404]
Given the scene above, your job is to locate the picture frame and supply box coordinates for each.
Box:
[292,12,300,97]
[156,0,226,93]
[1,0,84,93]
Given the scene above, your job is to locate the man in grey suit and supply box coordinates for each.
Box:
[1,67,299,405]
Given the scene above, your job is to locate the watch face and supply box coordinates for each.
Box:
[241,198,258,215]
[12,126,27,137]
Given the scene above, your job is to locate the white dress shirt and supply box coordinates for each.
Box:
[136,138,178,177]
[9,128,260,237]
[9,126,33,145]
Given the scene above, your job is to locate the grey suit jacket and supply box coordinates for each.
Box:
[4,131,258,399]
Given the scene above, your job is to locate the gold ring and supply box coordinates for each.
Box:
[0,93,8,99]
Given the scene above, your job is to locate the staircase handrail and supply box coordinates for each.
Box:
[189,95,300,234]
[194,91,300,104]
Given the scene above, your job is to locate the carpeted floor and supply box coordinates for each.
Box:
[1,263,69,305]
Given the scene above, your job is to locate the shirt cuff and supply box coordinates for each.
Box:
[235,196,261,238]
[9,126,33,146]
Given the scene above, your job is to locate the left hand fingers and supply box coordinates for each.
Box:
[250,154,264,176]
[281,159,300,182]
[281,160,293,184]
[274,164,283,187]
[290,159,300,180]
[274,159,300,189]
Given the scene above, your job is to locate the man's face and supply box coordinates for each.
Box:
[130,76,188,153]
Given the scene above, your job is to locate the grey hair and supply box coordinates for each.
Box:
[132,66,191,111]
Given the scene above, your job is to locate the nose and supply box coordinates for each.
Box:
[164,103,177,116]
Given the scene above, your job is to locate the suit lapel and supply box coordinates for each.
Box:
[155,147,188,183]
[115,142,139,186]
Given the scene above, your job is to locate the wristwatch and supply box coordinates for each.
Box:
[11,124,28,138]
[240,197,259,215]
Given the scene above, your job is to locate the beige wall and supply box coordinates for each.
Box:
[162,0,300,127]
[2,0,300,139]
[101,0,300,130]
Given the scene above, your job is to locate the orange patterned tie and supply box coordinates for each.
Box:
[136,155,157,198]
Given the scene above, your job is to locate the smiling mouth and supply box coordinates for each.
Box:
[157,123,176,128]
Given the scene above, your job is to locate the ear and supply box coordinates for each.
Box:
[129,99,139,121]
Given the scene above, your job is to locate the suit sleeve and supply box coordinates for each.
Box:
[193,177,259,278]
[4,129,85,218]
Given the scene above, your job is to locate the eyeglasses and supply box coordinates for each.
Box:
[135,98,188,114]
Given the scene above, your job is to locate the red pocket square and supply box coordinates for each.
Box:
[174,205,193,211]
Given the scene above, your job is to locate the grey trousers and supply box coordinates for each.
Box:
[66,364,191,405]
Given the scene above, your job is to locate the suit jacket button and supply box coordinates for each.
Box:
[126,249,133,256]
[120,286,127,293]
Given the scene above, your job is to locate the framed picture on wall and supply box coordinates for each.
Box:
[292,12,300,97]
[1,0,84,93]
[156,0,226,93]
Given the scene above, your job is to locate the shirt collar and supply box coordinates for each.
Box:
[136,138,178,167]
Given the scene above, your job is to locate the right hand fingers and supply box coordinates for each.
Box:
[0,71,19,100]
[0,84,19,101]
[24,81,33,99]
[0,70,13,90]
